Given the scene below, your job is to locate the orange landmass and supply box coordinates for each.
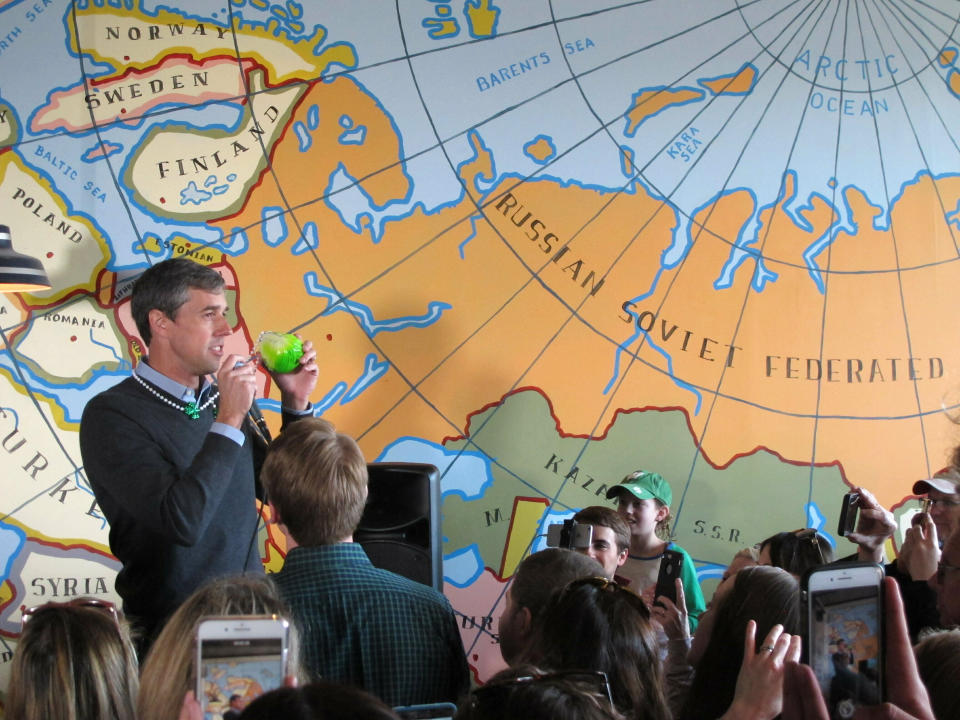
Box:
[948,68,960,98]
[701,65,757,95]
[524,137,554,162]
[624,88,703,136]
[210,67,960,512]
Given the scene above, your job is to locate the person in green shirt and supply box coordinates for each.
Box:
[605,470,706,632]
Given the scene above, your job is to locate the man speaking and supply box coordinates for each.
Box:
[80,258,317,647]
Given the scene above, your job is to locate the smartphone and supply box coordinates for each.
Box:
[801,563,884,720]
[545,519,593,550]
[195,615,290,719]
[394,703,457,719]
[654,549,684,606]
[837,492,860,537]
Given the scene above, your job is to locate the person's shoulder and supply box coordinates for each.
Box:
[84,376,140,408]
[362,565,452,607]
[81,377,142,423]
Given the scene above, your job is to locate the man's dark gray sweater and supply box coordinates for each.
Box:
[79,375,272,641]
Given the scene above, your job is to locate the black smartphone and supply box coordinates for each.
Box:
[654,549,684,606]
[801,563,884,719]
[838,492,860,537]
[394,703,457,719]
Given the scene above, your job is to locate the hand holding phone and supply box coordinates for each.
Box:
[801,563,884,719]
[899,514,940,582]
[784,577,934,720]
[649,577,688,641]
[195,615,290,718]
[839,487,896,565]
[654,549,684,607]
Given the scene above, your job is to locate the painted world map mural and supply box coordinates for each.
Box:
[1,0,960,690]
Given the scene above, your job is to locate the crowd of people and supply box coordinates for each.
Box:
[5,258,959,720]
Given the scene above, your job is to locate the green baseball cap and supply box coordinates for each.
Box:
[606,470,672,506]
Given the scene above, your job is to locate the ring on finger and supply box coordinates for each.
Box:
[759,645,775,653]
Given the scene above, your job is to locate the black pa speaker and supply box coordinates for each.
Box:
[355,462,443,592]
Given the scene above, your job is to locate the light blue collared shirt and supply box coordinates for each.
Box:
[136,361,245,446]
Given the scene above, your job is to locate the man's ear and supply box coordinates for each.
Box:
[616,548,628,568]
[148,308,169,339]
[266,502,282,526]
[516,605,533,638]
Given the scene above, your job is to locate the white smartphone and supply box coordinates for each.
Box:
[802,563,884,720]
[195,615,290,719]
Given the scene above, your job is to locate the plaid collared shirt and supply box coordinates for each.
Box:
[272,543,470,707]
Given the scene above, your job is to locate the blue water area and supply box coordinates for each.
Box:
[0,520,26,584]
[303,272,451,335]
[0,354,127,424]
[375,436,495,501]
[443,544,484,587]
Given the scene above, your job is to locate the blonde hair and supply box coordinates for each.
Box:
[7,602,139,720]
[915,628,960,720]
[137,574,301,720]
[261,417,368,545]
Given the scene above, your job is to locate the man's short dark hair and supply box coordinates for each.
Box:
[130,258,225,346]
[573,506,630,554]
[512,549,604,621]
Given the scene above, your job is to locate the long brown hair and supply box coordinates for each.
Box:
[680,565,799,720]
[524,578,669,720]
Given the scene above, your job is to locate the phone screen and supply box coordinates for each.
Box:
[808,583,882,719]
[198,635,286,719]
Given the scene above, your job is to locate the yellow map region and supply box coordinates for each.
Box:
[498,497,549,579]
[71,5,356,84]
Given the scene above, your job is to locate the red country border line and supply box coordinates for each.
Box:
[3,286,92,345]
[85,53,264,89]
[441,385,921,507]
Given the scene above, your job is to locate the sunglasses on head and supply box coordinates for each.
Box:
[21,597,120,632]
[791,528,825,565]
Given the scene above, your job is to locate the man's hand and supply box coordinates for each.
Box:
[846,487,896,563]
[650,578,689,641]
[899,514,940,582]
[216,354,258,428]
[270,336,318,411]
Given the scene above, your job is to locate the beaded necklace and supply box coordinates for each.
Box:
[132,371,219,420]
